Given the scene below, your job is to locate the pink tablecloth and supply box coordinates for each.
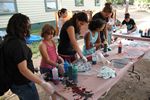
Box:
[112,30,150,42]
[54,41,150,100]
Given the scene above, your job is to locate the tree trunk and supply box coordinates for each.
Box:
[125,0,129,13]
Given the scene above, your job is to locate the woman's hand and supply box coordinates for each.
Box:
[40,81,55,96]
[127,30,132,34]
[82,56,88,62]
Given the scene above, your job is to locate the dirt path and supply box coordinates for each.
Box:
[99,51,150,100]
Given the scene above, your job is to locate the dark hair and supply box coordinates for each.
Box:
[5,13,30,40]
[103,2,113,13]
[41,24,56,37]
[70,12,88,33]
[58,8,67,18]
[72,12,88,23]
[88,19,106,31]
[111,12,114,18]
[125,13,130,19]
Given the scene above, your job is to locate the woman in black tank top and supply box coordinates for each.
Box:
[58,12,88,62]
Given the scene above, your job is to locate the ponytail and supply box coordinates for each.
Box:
[58,8,67,18]
[71,12,88,33]
[58,10,61,18]
[72,12,88,23]
[103,2,112,13]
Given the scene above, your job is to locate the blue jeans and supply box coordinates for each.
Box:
[40,67,52,74]
[40,67,53,78]
[11,82,39,100]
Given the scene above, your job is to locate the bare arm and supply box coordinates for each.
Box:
[128,24,137,33]
[67,26,84,58]
[18,60,43,84]
[95,33,101,50]
[104,24,108,40]
[18,60,55,96]
[85,32,92,50]
[51,40,64,64]
[58,56,64,64]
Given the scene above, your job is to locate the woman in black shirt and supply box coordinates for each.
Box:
[122,13,137,34]
[3,13,55,100]
[92,2,113,43]
[58,12,88,62]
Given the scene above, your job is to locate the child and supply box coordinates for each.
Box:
[58,8,68,35]
[121,13,137,34]
[83,19,106,56]
[107,12,115,45]
[39,24,64,75]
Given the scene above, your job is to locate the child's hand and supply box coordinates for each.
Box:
[57,64,65,74]
[58,56,64,64]
[127,31,132,34]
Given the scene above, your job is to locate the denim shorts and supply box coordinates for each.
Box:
[40,67,52,74]
[11,82,39,100]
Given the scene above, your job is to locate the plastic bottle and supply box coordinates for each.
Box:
[103,40,108,53]
[139,29,143,37]
[64,60,69,77]
[72,64,78,83]
[148,28,150,37]
[118,41,122,53]
[144,29,147,36]
[92,53,97,65]
[68,63,73,80]
[52,67,59,80]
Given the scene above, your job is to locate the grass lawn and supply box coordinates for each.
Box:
[28,41,41,59]
[31,29,41,35]
[29,28,41,59]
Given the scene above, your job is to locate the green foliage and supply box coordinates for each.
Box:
[106,0,124,4]
[129,0,134,4]
[106,0,112,2]
[107,0,150,4]
[134,0,150,3]
[28,28,41,59]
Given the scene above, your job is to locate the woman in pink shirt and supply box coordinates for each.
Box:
[39,24,64,75]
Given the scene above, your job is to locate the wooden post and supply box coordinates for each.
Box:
[55,12,59,36]
[125,0,129,13]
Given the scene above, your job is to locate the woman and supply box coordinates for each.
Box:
[39,24,64,75]
[3,13,55,100]
[58,8,68,35]
[83,19,106,56]
[58,12,88,62]
[107,12,115,44]
[92,2,113,44]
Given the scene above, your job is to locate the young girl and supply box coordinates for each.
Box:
[39,24,64,75]
[107,12,115,45]
[58,8,68,35]
[83,19,106,56]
